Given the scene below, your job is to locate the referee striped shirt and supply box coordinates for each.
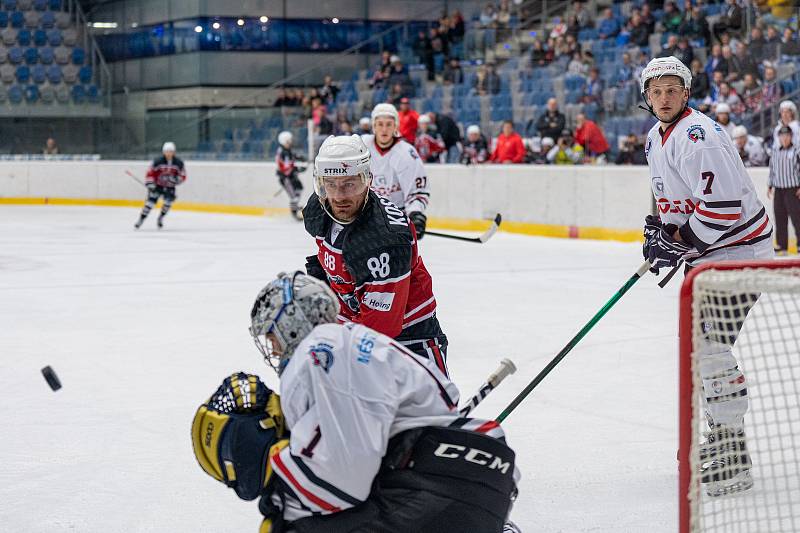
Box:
[769,143,800,188]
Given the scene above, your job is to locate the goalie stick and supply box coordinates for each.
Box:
[496,260,652,423]
[426,213,503,244]
[459,358,517,417]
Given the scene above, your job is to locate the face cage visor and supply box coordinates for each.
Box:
[313,171,371,202]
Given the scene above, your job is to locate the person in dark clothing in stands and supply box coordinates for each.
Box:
[426,111,461,163]
[532,97,566,140]
[768,125,800,255]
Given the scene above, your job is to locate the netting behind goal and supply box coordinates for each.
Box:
[679,260,800,533]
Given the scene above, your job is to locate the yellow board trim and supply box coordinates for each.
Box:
[2,197,796,251]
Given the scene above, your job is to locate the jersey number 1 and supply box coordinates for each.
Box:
[701,171,715,194]
[301,426,322,458]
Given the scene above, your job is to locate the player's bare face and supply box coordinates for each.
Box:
[646,77,688,124]
[373,117,396,147]
[323,176,368,222]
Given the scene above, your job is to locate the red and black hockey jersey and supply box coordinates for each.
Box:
[303,191,444,345]
[275,145,297,178]
[146,155,186,188]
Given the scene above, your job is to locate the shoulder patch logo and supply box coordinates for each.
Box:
[687,125,706,143]
[652,176,664,194]
[645,136,652,157]
[309,342,335,373]
[409,148,418,160]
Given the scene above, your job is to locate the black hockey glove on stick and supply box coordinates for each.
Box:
[409,211,427,240]
[647,224,690,273]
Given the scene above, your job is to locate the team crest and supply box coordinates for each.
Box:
[687,125,706,143]
[309,342,335,373]
[652,176,664,194]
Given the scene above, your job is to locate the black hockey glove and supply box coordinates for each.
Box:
[305,254,327,282]
[146,181,157,192]
[642,215,663,272]
[646,223,691,274]
[409,211,427,240]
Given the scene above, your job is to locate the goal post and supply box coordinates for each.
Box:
[679,259,800,533]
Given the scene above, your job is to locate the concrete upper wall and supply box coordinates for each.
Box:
[0,160,773,238]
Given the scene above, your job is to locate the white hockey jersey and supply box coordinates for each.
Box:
[271,322,500,521]
[362,134,430,215]
[645,108,772,265]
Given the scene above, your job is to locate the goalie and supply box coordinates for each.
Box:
[191,272,519,532]
[639,56,773,496]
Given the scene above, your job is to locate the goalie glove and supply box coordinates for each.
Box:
[191,372,286,501]
[645,223,691,274]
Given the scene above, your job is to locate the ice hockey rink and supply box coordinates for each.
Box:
[1,205,681,532]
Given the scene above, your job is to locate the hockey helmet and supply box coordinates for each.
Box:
[715,102,731,115]
[249,272,339,373]
[731,125,748,139]
[466,124,481,136]
[639,56,692,94]
[278,131,293,148]
[313,135,372,224]
[371,103,399,126]
[780,100,798,115]
[162,141,176,154]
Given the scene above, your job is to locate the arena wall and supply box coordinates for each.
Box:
[0,160,774,243]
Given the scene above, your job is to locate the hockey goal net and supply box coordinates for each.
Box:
[679,260,800,533]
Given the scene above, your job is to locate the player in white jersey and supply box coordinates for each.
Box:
[191,272,518,532]
[361,103,431,239]
[640,56,774,497]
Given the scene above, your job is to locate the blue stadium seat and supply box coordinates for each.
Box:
[8,47,23,64]
[3,0,17,9]
[24,47,37,64]
[33,29,46,46]
[45,63,61,83]
[39,46,53,64]
[782,79,796,95]
[10,11,23,28]
[7,84,22,103]
[78,65,91,83]
[15,64,28,82]
[70,83,84,103]
[31,64,45,83]
[71,47,84,65]
[49,0,60,9]
[24,83,38,102]
[40,10,54,28]
[86,83,99,103]
[47,29,62,46]
[17,29,30,46]
[0,12,8,26]
[33,0,46,10]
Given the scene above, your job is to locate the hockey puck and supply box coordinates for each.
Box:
[41,366,62,391]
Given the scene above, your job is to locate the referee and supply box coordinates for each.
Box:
[768,125,800,255]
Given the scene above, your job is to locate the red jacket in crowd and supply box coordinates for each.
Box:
[575,119,610,156]
[490,132,525,163]
[398,109,419,144]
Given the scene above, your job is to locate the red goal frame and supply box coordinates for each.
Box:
[678,259,800,533]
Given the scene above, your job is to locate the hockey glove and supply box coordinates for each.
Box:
[146,181,157,192]
[646,224,691,274]
[409,211,427,240]
[642,215,664,273]
[305,254,327,282]
[191,372,286,501]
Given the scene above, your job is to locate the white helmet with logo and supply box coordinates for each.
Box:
[313,135,372,224]
[278,131,293,148]
[639,56,692,94]
[371,103,399,126]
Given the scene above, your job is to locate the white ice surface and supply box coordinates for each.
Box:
[0,206,680,532]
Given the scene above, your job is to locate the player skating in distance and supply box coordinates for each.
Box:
[191,272,519,532]
[134,141,186,229]
[303,135,449,374]
[640,56,774,496]
[361,103,430,239]
[275,131,306,221]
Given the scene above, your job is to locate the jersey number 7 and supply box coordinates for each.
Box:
[701,171,715,195]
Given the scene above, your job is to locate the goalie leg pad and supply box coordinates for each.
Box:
[697,341,748,427]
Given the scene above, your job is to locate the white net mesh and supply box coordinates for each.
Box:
[687,266,800,532]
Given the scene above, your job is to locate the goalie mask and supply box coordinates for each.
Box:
[313,134,373,224]
[249,272,339,373]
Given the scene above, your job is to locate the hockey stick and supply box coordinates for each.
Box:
[658,261,683,289]
[495,260,652,423]
[459,358,517,417]
[124,170,146,187]
[426,213,503,243]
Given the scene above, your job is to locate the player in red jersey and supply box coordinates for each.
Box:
[302,134,449,375]
[134,141,187,229]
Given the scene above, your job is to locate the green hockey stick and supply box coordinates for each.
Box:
[496,260,652,423]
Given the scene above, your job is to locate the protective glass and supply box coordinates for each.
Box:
[645,84,686,100]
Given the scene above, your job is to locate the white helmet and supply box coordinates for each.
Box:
[313,135,372,223]
[780,100,798,114]
[731,125,748,138]
[466,124,481,136]
[541,136,555,147]
[278,131,292,148]
[418,115,431,125]
[162,141,176,153]
[371,103,399,126]
[639,56,692,94]
[359,116,371,128]
[715,102,731,114]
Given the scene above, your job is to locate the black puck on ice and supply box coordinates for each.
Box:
[41,366,62,391]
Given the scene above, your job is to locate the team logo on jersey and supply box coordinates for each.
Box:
[362,291,394,312]
[409,148,419,160]
[652,176,664,194]
[309,343,335,373]
[687,125,706,143]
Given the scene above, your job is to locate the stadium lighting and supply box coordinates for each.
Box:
[332,17,339,23]
[194,25,203,33]
[237,18,245,26]
[260,16,269,23]
[212,22,220,29]
[89,22,118,28]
